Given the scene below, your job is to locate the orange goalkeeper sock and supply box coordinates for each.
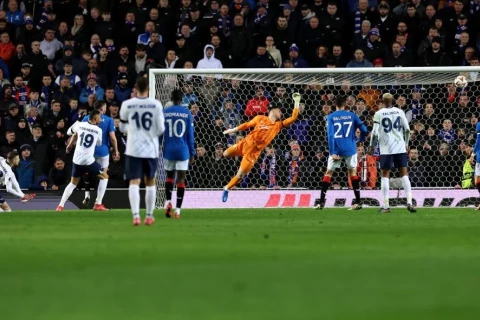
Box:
[226,176,240,190]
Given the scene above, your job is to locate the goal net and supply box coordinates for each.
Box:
[150,67,480,208]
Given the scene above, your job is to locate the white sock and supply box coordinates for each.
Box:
[95,179,108,205]
[128,184,140,218]
[381,178,390,209]
[0,208,3,212]
[60,183,76,206]
[175,208,181,215]
[164,199,171,209]
[145,186,156,217]
[85,191,90,198]
[402,175,413,205]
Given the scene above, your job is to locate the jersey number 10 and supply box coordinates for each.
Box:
[166,119,186,138]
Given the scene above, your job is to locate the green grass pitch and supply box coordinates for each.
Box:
[1,208,480,320]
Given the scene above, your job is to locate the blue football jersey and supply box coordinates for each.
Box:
[83,114,115,157]
[326,110,368,157]
[474,122,480,162]
[163,105,195,161]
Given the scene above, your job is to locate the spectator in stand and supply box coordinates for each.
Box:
[352,19,370,49]
[357,85,381,112]
[40,27,63,61]
[354,98,369,121]
[114,73,131,103]
[245,85,269,118]
[265,36,281,68]
[190,144,213,188]
[417,27,441,58]
[347,144,377,189]
[420,36,451,67]
[79,73,104,104]
[24,41,50,89]
[256,145,285,189]
[25,89,46,117]
[346,48,372,68]
[0,130,18,157]
[230,14,253,67]
[330,44,348,67]
[286,43,308,68]
[386,42,412,67]
[103,87,118,108]
[16,144,36,189]
[43,100,66,132]
[48,157,70,190]
[362,27,387,63]
[146,31,165,63]
[439,119,457,145]
[55,61,82,92]
[11,75,29,109]
[196,44,223,71]
[451,32,471,66]
[246,44,276,68]
[287,144,303,188]
[0,31,14,64]
[53,76,77,112]
[5,0,23,26]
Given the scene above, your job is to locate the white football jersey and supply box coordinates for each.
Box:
[71,122,102,165]
[120,97,165,158]
[0,157,14,186]
[372,107,410,155]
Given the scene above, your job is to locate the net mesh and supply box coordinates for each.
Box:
[152,69,480,208]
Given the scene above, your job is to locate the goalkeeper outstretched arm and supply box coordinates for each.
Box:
[223,93,302,135]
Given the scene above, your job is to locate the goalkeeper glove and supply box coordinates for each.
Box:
[292,93,301,109]
[223,128,238,135]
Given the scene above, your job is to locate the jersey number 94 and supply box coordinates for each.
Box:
[382,117,402,133]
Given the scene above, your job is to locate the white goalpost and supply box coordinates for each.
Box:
[149,67,480,209]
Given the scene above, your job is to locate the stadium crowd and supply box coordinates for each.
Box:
[0,0,479,191]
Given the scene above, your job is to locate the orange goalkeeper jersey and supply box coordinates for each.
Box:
[238,108,299,150]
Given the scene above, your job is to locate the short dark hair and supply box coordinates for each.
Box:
[171,89,183,104]
[335,95,346,107]
[89,109,101,119]
[94,100,106,110]
[136,77,149,93]
[7,151,18,161]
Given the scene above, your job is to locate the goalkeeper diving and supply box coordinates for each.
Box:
[221,93,301,202]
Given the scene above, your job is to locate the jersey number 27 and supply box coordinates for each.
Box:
[334,121,352,138]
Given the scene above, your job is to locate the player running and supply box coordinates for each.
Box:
[120,77,165,226]
[82,100,119,210]
[57,110,108,211]
[163,89,195,219]
[0,151,36,212]
[314,96,369,210]
[221,93,301,202]
[369,93,417,213]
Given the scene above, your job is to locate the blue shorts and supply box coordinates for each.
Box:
[72,162,104,178]
[380,153,408,170]
[125,155,158,180]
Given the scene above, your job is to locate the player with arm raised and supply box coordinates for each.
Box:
[80,100,119,211]
[163,89,195,219]
[221,93,301,202]
[56,110,108,211]
[0,151,36,212]
[369,93,417,213]
[314,96,369,210]
[120,77,165,226]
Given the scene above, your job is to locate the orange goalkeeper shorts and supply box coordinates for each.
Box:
[226,139,262,174]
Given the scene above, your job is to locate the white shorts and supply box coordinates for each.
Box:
[95,156,109,169]
[327,154,358,171]
[164,159,189,171]
[475,163,480,176]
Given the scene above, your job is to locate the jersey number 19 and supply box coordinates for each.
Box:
[166,119,186,138]
[79,132,94,147]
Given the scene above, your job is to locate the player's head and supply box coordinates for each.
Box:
[335,95,346,110]
[171,89,183,105]
[268,102,282,120]
[7,151,19,166]
[89,109,102,125]
[94,100,106,114]
[135,77,149,95]
[382,93,393,107]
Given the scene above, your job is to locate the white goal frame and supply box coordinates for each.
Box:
[149,66,480,209]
